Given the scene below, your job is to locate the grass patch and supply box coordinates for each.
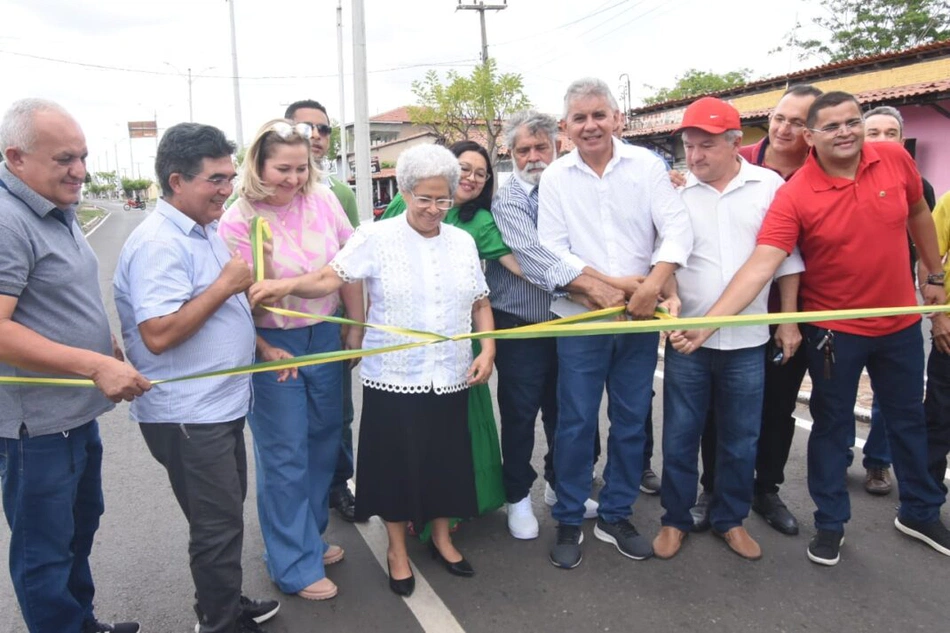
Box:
[78,205,106,233]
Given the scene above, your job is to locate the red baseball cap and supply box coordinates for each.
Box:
[675,97,742,134]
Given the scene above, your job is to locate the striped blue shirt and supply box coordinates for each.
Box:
[486,174,581,324]
[114,200,256,424]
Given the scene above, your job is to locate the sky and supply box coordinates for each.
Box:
[0,0,827,177]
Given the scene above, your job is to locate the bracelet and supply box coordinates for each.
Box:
[927,273,946,285]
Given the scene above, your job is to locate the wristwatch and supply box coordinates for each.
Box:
[927,272,946,286]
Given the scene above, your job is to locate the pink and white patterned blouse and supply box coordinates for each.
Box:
[218,187,354,329]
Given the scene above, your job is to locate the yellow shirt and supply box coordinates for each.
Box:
[932,191,950,298]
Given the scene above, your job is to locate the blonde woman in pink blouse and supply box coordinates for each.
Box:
[218,119,364,602]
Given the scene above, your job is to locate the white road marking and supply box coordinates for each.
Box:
[84,209,111,237]
[350,486,466,633]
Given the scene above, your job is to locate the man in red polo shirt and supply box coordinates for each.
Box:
[694,85,822,538]
[671,91,950,567]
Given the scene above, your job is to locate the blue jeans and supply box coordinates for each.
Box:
[662,343,764,533]
[0,420,104,633]
[250,323,343,593]
[863,395,893,469]
[553,332,658,525]
[803,323,943,532]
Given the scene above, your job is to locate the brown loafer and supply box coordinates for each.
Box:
[716,526,762,560]
[323,544,345,566]
[653,526,687,559]
[297,577,338,600]
[864,467,893,496]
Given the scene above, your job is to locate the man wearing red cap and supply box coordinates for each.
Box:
[653,97,804,561]
[692,84,822,538]
[673,91,950,566]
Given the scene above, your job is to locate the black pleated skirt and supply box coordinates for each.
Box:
[354,385,478,525]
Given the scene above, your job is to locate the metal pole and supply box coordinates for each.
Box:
[479,8,488,63]
[188,68,194,122]
[337,0,348,181]
[129,140,134,184]
[227,0,245,148]
[352,0,372,222]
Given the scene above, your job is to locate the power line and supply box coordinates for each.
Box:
[0,49,478,80]
[492,0,635,47]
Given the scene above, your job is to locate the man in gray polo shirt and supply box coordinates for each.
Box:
[0,98,150,633]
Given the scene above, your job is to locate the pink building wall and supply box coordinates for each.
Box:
[900,100,950,201]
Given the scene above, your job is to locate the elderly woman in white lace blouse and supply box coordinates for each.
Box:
[248,143,495,597]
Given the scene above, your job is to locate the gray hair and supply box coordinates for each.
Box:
[504,109,558,150]
[864,105,904,134]
[395,144,460,198]
[682,129,744,144]
[0,98,71,153]
[562,77,619,120]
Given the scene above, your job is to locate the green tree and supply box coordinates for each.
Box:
[120,177,154,198]
[776,0,950,62]
[408,58,531,165]
[643,68,753,105]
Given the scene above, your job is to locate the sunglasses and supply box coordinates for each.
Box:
[270,121,314,140]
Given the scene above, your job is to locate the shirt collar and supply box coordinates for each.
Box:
[156,198,207,236]
[0,162,77,219]
[800,142,880,192]
[566,136,630,176]
[683,157,764,193]
[513,172,537,197]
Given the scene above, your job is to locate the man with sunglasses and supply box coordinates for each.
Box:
[672,91,950,566]
[284,100,362,523]
[114,123,280,632]
[693,85,821,538]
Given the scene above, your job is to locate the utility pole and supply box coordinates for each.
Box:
[226,0,245,148]
[352,0,372,222]
[456,1,507,65]
[619,73,631,128]
[337,0,348,182]
[187,68,193,122]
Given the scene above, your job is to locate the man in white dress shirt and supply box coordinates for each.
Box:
[652,97,804,562]
[539,77,693,569]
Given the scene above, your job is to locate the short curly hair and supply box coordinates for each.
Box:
[395,144,461,199]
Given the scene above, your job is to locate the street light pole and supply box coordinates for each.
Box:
[352,0,372,221]
[226,0,245,148]
[336,0,348,182]
[188,68,194,122]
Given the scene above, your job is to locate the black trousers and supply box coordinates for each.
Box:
[924,346,950,495]
[700,342,808,495]
[140,419,247,633]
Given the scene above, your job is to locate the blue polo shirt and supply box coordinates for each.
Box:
[114,199,255,423]
[0,164,115,438]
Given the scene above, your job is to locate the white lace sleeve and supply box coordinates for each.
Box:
[328,225,375,283]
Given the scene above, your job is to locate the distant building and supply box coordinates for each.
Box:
[623,39,950,198]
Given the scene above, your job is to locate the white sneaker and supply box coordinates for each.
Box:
[506,495,540,539]
[544,482,599,520]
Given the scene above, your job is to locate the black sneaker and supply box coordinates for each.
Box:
[85,622,140,633]
[330,486,357,522]
[593,518,653,560]
[639,469,661,495]
[807,529,844,566]
[894,516,950,556]
[549,524,584,569]
[240,595,280,624]
[237,614,266,633]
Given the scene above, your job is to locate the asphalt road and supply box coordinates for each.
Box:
[1,202,948,633]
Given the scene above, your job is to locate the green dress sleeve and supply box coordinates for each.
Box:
[465,208,512,260]
[329,176,360,228]
[380,192,407,220]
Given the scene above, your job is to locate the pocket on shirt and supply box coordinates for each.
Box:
[872,186,909,228]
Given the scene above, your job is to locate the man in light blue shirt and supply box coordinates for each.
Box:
[114,123,281,633]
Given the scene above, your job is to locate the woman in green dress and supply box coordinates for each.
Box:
[381,141,516,535]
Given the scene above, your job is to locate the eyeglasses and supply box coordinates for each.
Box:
[408,190,454,211]
[270,121,315,140]
[809,118,864,136]
[459,163,490,182]
[188,173,238,187]
[769,114,805,132]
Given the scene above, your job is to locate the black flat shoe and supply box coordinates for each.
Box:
[428,540,475,577]
[387,561,415,597]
